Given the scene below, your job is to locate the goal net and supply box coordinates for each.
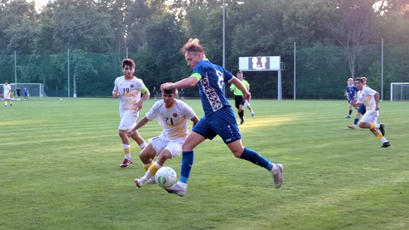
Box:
[390,82,409,101]
[0,83,47,98]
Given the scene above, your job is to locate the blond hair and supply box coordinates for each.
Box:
[180,38,204,55]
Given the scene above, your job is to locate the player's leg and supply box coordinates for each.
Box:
[227,139,283,188]
[359,111,390,147]
[130,130,147,149]
[238,103,245,124]
[118,129,134,167]
[136,139,184,188]
[217,107,283,188]
[244,100,255,117]
[165,119,210,196]
[138,143,157,170]
[135,137,166,187]
[345,100,352,118]
[349,104,365,129]
[118,111,137,167]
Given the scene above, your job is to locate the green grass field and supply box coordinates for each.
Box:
[1,98,409,230]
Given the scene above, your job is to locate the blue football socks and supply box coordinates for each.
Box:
[240,147,273,171]
[179,151,194,183]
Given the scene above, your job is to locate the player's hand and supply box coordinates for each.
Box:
[161,82,174,92]
[112,90,119,98]
[243,91,251,102]
[136,101,143,111]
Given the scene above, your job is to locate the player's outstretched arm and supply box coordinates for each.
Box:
[128,117,150,136]
[230,77,251,102]
[161,77,198,91]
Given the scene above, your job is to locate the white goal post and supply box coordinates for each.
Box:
[390,82,409,101]
[0,83,47,98]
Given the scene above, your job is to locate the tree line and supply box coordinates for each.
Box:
[0,0,408,98]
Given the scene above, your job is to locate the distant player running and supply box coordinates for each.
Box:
[130,88,199,188]
[348,77,367,129]
[112,58,150,168]
[3,80,12,107]
[161,38,283,196]
[230,71,255,124]
[345,77,358,118]
[352,77,390,148]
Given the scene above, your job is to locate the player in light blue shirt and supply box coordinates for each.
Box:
[161,38,283,196]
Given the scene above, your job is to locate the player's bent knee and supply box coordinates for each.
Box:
[232,150,243,158]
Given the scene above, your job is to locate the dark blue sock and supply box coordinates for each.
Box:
[348,109,352,115]
[240,147,273,171]
[180,151,194,183]
[354,118,359,125]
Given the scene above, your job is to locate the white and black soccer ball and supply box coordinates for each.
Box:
[155,167,177,188]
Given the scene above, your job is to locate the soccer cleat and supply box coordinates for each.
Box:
[272,164,283,189]
[164,182,186,197]
[146,177,156,184]
[251,111,255,117]
[379,124,385,136]
[240,118,245,125]
[381,141,391,148]
[120,158,133,168]
[347,125,356,129]
[134,178,143,188]
[345,115,351,118]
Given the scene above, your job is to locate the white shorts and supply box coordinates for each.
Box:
[244,100,250,107]
[118,110,139,131]
[3,94,10,100]
[360,110,379,124]
[149,136,185,157]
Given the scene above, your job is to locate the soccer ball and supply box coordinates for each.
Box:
[155,167,177,188]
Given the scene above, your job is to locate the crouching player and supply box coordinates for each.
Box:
[353,77,390,148]
[129,88,199,188]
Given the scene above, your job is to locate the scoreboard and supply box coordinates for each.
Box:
[239,56,281,71]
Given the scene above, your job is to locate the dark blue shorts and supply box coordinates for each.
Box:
[192,107,241,144]
[357,104,366,114]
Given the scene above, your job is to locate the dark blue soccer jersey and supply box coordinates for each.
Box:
[346,85,358,100]
[192,59,233,116]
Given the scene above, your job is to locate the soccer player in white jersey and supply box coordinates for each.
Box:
[112,59,150,168]
[353,77,390,148]
[129,88,198,188]
[3,80,12,107]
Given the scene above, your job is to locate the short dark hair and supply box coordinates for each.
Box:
[180,38,204,55]
[163,88,177,94]
[355,77,364,83]
[122,58,135,69]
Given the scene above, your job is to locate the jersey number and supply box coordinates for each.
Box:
[166,117,174,126]
[216,70,224,90]
[122,88,130,94]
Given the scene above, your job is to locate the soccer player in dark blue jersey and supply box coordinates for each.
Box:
[160,38,283,196]
[345,77,358,118]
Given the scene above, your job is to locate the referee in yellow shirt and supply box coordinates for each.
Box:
[230,71,255,124]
